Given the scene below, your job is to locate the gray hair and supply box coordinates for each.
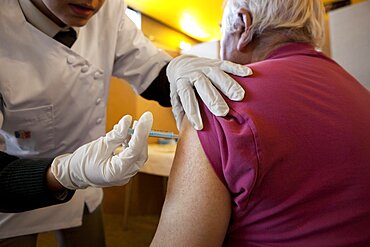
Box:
[223,0,325,48]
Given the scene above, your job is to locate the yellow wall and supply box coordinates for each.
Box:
[106,78,178,145]
[106,78,137,130]
[352,0,367,3]
[141,15,199,54]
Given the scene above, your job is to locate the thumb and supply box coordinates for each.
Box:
[105,115,133,149]
[123,112,153,157]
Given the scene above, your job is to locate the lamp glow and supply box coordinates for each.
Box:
[180,13,209,40]
[179,41,192,51]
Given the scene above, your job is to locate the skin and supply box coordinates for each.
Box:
[220,5,297,65]
[31,0,106,27]
[220,7,254,64]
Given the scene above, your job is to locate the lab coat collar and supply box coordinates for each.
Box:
[18,0,79,38]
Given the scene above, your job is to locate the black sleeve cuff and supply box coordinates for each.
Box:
[0,152,75,213]
[140,64,172,107]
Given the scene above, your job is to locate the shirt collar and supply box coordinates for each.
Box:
[265,42,318,60]
[18,0,79,38]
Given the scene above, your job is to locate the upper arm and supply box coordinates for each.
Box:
[151,118,231,247]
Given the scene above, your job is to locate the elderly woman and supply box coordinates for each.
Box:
[151,0,370,246]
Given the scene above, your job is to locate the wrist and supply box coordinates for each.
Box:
[51,154,83,190]
[47,166,73,200]
[46,166,65,192]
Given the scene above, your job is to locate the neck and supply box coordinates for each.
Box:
[30,0,66,27]
[247,30,312,63]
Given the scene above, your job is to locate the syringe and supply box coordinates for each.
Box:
[128,128,179,139]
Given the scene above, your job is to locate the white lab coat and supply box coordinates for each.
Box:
[0,0,171,238]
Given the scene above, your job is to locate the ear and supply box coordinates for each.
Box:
[237,8,252,51]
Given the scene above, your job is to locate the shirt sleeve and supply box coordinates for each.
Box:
[196,100,260,210]
[0,152,75,213]
[112,7,172,94]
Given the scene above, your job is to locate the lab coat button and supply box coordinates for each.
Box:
[96,98,101,105]
[96,118,102,124]
[67,56,76,64]
[94,71,103,80]
[81,65,89,73]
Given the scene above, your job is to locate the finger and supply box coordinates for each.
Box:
[220,60,253,77]
[105,115,133,151]
[174,109,184,131]
[124,112,153,157]
[170,93,185,130]
[176,77,203,130]
[109,112,153,184]
[193,74,229,117]
[109,141,148,186]
[205,69,245,101]
[107,143,149,186]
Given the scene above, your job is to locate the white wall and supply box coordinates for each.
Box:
[329,1,370,90]
[181,40,219,59]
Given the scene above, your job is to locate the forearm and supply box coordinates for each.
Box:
[140,64,171,107]
[0,152,74,213]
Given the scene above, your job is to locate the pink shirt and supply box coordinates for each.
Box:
[197,43,370,246]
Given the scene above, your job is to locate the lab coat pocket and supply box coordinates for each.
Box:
[1,104,55,158]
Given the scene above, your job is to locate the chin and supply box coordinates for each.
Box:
[71,22,88,27]
[67,21,88,27]
[62,17,91,27]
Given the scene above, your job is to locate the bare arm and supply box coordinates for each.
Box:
[151,118,231,247]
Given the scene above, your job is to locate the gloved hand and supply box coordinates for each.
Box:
[51,112,153,190]
[167,55,253,130]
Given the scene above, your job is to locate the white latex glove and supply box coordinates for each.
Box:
[51,112,153,190]
[167,55,253,130]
